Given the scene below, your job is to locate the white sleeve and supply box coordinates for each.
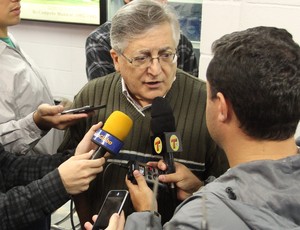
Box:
[0,112,45,154]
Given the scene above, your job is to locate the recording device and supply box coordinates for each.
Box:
[92,190,129,230]
[127,160,167,188]
[150,97,182,202]
[91,111,133,159]
[61,104,106,114]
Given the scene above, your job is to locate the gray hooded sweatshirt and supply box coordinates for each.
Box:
[125,154,300,230]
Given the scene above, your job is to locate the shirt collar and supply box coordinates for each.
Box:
[121,78,151,116]
[121,76,176,115]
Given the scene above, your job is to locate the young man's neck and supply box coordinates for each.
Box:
[224,136,298,168]
[0,27,8,38]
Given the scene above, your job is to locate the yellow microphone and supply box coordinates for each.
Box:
[91,111,133,159]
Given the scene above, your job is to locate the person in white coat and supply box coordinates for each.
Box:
[0,0,88,155]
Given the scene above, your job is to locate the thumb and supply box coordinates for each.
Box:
[133,170,148,187]
[38,104,64,116]
[106,213,120,230]
[158,172,177,183]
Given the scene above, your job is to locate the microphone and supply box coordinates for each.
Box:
[91,111,133,159]
[150,97,182,203]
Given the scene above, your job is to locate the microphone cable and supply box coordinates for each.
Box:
[147,176,159,230]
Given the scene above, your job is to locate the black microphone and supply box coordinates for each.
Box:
[150,97,182,204]
[91,111,133,159]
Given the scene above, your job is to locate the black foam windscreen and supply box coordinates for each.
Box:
[151,97,176,134]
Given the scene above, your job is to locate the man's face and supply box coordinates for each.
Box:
[0,0,21,34]
[111,22,177,107]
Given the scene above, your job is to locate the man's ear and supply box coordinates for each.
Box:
[216,92,229,122]
[110,49,120,72]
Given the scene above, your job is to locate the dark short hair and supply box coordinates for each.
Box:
[207,26,300,140]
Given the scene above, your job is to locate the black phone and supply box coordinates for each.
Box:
[92,190,129,230]
[61,104,106,114]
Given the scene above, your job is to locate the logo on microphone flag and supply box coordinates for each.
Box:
[92,129,124,154]
[153,137,163,154]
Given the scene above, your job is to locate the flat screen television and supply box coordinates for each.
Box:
[20,0,106,25]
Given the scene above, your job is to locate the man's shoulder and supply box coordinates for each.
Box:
[176,69,206,85]
[178,33,194,49]
[87,21,112,41]
[82,72,120,89]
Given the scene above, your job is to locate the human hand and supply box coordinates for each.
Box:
[125,170,157,212]
[33,103,91,131]
[75,122,103,156]
[84,212,125,230]
[58,151,105,194]
[148,160,203,200]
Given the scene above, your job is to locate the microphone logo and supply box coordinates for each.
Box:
[169,134,180,152]
[92,129,124,154]
[94,132,113,145]
[153,137,163,154]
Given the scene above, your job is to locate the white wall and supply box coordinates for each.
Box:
[199,0,300,138]
[199,0,300,81]
[10,20,97,100]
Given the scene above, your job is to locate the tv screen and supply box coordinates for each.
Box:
[20,0,106,25]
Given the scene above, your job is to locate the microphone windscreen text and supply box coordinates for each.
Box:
[91,111,133,159]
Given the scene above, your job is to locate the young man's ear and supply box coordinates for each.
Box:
[110,49,120,72]
[216,92,228,122]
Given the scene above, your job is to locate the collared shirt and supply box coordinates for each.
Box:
[121,78,151,115]
[85,21,199,80]
[120,76,176,116]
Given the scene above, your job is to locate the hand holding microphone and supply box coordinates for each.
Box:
[91,111,133,159]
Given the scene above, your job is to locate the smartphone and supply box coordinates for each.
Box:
[61,104,106,114]
[92,190,129,230]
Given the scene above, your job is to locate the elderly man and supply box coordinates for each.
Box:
[59,0,228,226]
[85,0,199,79]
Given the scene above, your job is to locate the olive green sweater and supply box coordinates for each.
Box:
[59,69,228,224]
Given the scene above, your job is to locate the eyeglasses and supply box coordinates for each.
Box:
[120,51,177,68]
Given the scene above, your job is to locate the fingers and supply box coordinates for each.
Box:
[34,103,90,130]
[83,122,104,140]
[38,103,64,116]
[73,150,95,160]
[147,160,167,171]
[58,153,106,194]
[106,213,121,230]
[92,215,98,222]
[158,171,178,183]
[157,162,185,183]
[91,122,103,132]
[133,170,148,187]
[84,221,93,230]
[119,211,125,229]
